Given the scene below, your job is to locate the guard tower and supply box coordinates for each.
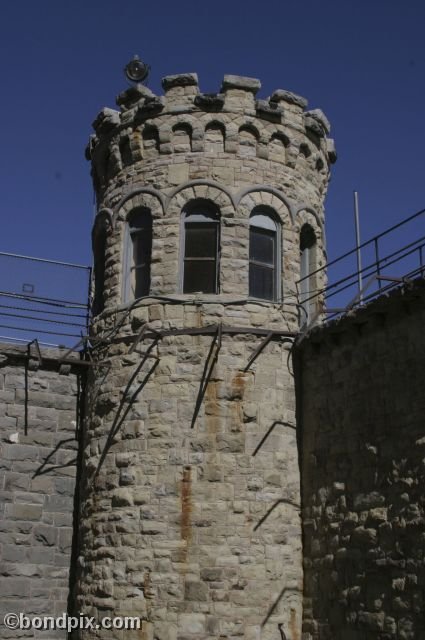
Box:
[76,62,335,640]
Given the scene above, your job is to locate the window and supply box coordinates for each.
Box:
[92,217,108,316]
[182,201,219,294]
[300,224,317,325]
[249,209,279,301]
[123,208,152,301]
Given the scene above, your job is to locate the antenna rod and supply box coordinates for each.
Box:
[353,190,363,303]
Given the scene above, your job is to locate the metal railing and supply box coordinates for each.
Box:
[1,206,424,347]
[297,207,425,326]
[0,251,91,347]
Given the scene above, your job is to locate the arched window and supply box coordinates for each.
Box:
[92,216,109,316]
[300,224,317,325]
[205,122,225,153]
[249,208,279,301]
[172,123,192,153]
[182,201,220,294]
[238,125,258,157]
[123,208,152,302]
[142,126,159,159]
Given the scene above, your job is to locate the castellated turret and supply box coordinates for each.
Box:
[76,71,335,640]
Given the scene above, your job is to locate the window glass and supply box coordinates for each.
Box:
[184,260,217,294]
[250,228,275,266]
[249,262,274,300]
[124,208,152,301]
[300,224,317,324]
[249,209,278,301]
[185,224,217,258]
[182,202,219,294]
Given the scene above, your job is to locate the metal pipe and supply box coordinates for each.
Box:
[354,191,363,303]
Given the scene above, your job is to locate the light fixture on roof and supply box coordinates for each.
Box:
[124,55,150,84]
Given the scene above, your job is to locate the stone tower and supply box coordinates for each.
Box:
[76,70,335,640]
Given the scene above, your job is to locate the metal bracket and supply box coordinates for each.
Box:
[27,338,42,369]
[243,332,273,372]
[190,323,222,429]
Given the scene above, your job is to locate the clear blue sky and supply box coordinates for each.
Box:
[1,0,424,270]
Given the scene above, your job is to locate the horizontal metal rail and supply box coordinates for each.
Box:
[0,250,90,271]
[297,205,425,327]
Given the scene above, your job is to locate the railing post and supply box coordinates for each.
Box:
[374,237,382,288]
[353,191,363,303]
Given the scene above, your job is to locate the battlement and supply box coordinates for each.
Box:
[87,73,336,199]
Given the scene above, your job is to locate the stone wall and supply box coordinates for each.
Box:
[0,344,83,638]
[76,309,303,640]
[296,281,425,640]
[74,72,336,640]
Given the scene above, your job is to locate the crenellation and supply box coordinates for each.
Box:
[116,84,155,111]
[89,85,332,201]
[92,107,120,135]
[270,88,308,110]
[255,99,283,124]
[305,108,331,135]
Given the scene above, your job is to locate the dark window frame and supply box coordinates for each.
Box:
[299,224,317,325]
[249,209,280,302]
[181,201,220,294]
[123,207,152,302]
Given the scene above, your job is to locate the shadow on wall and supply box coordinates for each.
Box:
[296,280,425,640]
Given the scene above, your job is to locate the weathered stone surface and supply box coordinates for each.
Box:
[270,88,308,109]
[162,73,198,90]
[72,69,334,640]
[305,108,331,134]
[0,347,79,637]
[221,74,261,94]
[298,281,425,640]
[116,84,154,109]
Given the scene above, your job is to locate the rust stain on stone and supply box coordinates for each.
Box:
[231,371,247,399]
[289,608,299,640]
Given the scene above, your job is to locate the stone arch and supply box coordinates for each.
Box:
[115,189,165,221]
[167,180,236,215]
[169,115,203,152]
[111,191,164,305]
[119,135,132,167]
[91,210,113,316]
[293,206,324,235]
[238,124,259,157]
[295,141,314,173]
[238,189,294,303]
[236,186,294,224]
[224,121,238,153]
[299,142,312,159]
[92,207,114,231]
[172,122,192,153]
[295,209,325,325]
[204,121,225,153]
[316,156,325,171]
[142,124,160,159]
[269,132,289,164]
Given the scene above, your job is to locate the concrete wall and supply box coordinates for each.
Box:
[0,344,82,639]
[296,281,425,640]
